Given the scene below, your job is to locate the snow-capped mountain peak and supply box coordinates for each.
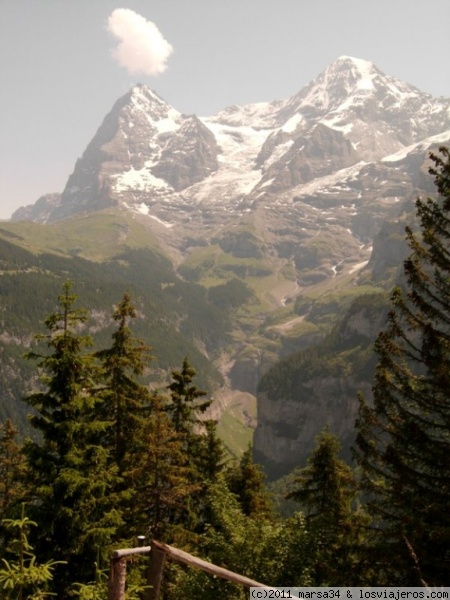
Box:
[291,56,385,115]
[130,83,167,106]
[13,56,450,228]
[127,84,182,133]
[331,55,379,79]
[323,55,381,90]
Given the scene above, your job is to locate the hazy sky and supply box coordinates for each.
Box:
[1,0,449,220]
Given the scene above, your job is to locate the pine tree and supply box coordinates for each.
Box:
[128,393,199,541]
[195,419,226,483]
[166,356,211,487]
[226,446,273,518]
[95,293,154,472]
[165,358,223,533]
[166,356,210,437]
[23,282,121,596]
[289,430,356,527]
[355,147,450,585]
[288,429,363,585]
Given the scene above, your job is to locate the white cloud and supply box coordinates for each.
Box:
[107,9,173,77]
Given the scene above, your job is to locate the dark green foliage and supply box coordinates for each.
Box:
[166,356,210,437]
[289,430,356,523]
[23,283,122,596]
[127,393,199,540]
[207,278,253,312]
[13,285,230,595]
[355,147,450,585]
[95,293,154,471]
[0,420,28,525]
[288,429,366,585]
[0,505,65,600]
[0,241,227,431]
[169,477,314,600]
[194,419,227,483]
[165,357,226,533]
[92,293,159,543]
[227,446,274,518]
[0,420,29,558]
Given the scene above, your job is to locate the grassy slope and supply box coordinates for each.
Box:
[0,209,162,261]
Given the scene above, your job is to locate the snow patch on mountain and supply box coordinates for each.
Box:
[154,109,183,134]
[129,84,183,133]
[209,99,285,129]
[349,260,369,274]
[292,161,367,198]
[382,130,450,163]
[321,115,353,134]
[147,213,175,228]
[114,165,172,192]
[281,113,303,133]
[187,120,272,202]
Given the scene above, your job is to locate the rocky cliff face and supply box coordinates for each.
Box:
[254,292,387,478]
[49,86,186,220]
[151,115,220,191]
[255,378,373,479]
[11,193,61,223]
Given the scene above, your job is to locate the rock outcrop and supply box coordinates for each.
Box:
[254,292,388,479]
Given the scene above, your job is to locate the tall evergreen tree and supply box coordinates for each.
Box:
[128,393,199,540]
[166,356,212,489]
[195,419,227,483]
[95,292,154,472]
[23,282,121,597]
[166,357,225,533]
[166,356,210,437]
[355,147,450,585]
[288,429,364,585]
[227,446,274,518]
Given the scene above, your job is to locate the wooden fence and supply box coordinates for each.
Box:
[109,540,272,600]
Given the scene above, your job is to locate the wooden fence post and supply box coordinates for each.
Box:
[108,555,127,600]
[145,543,167,600]
[108,540,272,600]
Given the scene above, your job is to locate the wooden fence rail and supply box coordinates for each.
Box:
[109,540,273,600]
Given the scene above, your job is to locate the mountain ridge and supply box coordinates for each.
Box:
[12,56,450,227]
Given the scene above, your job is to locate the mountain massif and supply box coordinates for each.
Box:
[4,56,450,473]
